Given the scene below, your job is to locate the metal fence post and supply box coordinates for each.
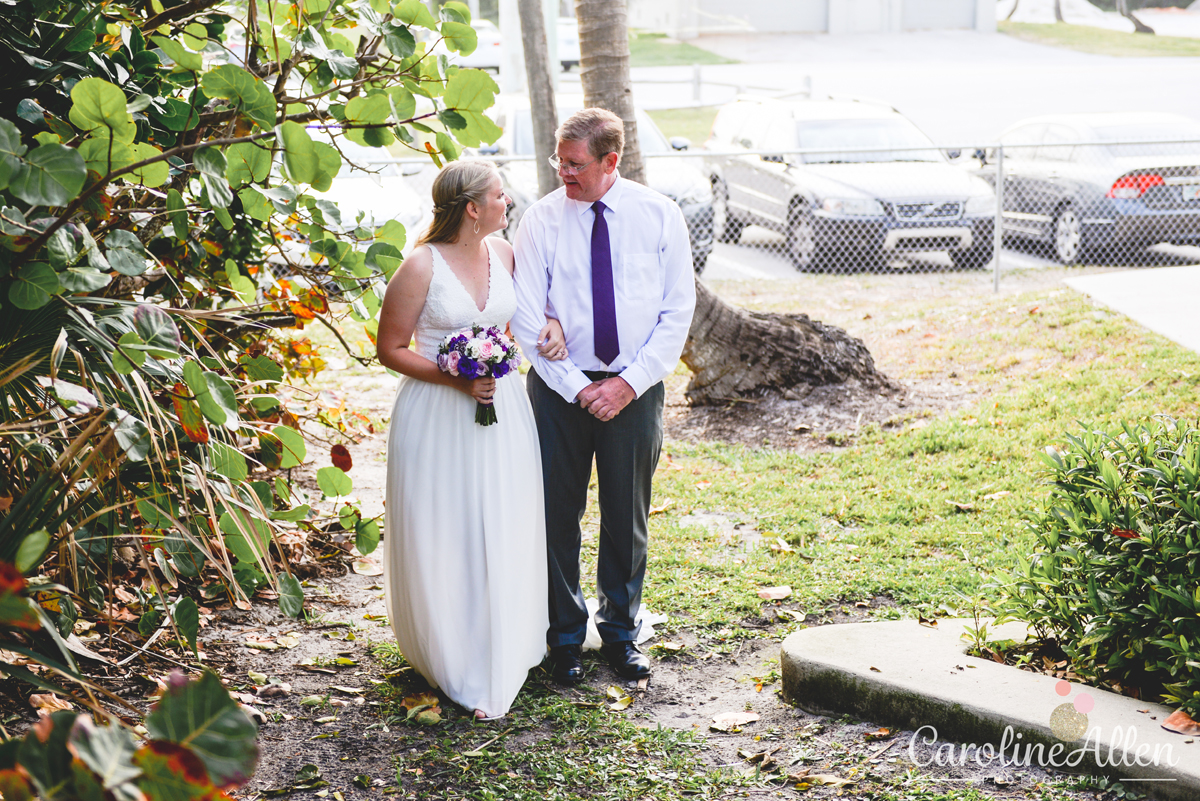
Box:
[993,144,1004,293]
[692,64,701,103]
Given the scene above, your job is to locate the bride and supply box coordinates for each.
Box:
[375,160,565,720]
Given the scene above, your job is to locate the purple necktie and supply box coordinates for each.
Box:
[591,201,619,364]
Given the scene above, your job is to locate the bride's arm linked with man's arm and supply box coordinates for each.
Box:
[510,183,696,420]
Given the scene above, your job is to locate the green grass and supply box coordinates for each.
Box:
[645,106,720,148]
[634,280,1200,636]
[629,31,737,68]
[999,20,1200,56]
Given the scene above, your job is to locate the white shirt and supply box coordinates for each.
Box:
[512,175,697,403]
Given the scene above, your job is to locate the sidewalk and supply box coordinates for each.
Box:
[1065,265,1200,353]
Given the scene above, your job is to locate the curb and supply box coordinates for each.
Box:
[780,619,1199,800]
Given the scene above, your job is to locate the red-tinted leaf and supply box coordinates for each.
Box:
[1162,709,1200,735]
[172,383,209,444]
[1112,528,1138,539]
[0,563,39,630]
[0,561,26,594]
[135,741,223,801]
[257,433,283,471]
[0,770,34,801]
[330,444,352,472]
[287,301,315,320]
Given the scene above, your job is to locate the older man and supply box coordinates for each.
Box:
[511,108,696,683]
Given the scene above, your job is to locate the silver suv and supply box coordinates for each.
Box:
[705,97,996,271]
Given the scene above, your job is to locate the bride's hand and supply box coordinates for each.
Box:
[537,317,569,361]
[460,376,496,405]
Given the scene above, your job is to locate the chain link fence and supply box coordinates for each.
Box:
[329,136,1200,286]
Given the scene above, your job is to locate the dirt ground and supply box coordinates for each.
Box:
[219,267,1128,800]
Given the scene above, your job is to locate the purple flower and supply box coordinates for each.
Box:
[458,356,482,378]
[492,361,510,378]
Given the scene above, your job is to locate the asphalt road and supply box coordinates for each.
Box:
[599,28,1200,144]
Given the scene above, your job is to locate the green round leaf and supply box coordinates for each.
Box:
[226,141,272,187]
[202,65,276,129]
[278,574,304,618]
[151,36,203,72]
[276,121,316,184]
[16,529,50,573]
[355,519,380,556]
[134,304,182,357]
[210,440,248,482]
[112,331,146,374]
[316,466,352,498]
[105,229,150,276]
[69,78,135,142]
[9,144,87,207]
[272,425,306,469]
[9,262,61,309]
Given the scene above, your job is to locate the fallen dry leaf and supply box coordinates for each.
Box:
[607,686,633,711]
[1162,709,1200,735]
[29,694,71,713]
[982,491,1011,501]
[711,711,759,732]
[918,615,938,628]
[257,683,291,698]
[806,774,855,788]
[869,666,881,673]
[276,633,300,649]
[0,495,11,513]
[351,558,383,576]
[401,692,440,712]
[864,727,892,741]
[757,586,791,601]
[694,480,711,490]
[653,641,684,652]
[649,499,674,515]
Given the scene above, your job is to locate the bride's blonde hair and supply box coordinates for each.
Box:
[417,160,498,246]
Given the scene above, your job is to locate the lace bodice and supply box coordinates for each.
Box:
[412,239,516,362]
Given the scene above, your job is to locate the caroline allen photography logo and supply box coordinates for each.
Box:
[908,680,1180,771]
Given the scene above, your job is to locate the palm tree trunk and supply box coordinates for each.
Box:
[573,0,646,185]
[572,1,891,406]
[517,0,560,197]
[1053,0,1064,23]
[1116,0,1155,34]
[681,281,894,404]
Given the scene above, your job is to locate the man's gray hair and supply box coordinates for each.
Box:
[556,107,625,162]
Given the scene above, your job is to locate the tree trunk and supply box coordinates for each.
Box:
[681,281,894,405]
[517,0,561,197]
[573,0,646,186]
[1053,0,1064,23]
[1116,0,1155,34]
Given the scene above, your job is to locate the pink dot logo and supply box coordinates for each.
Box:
[1050,680,1093,741]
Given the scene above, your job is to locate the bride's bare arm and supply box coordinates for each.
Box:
[490,236,568,361]
[376,247,496,404]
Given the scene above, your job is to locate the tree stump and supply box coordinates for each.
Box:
[681,280,896,406]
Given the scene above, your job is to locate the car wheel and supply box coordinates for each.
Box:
[1053,206,1084,264]
[785,207,824,271]
[951,241,994,270]
[711,180,743,244]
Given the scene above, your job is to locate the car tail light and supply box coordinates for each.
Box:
[1107,173,1164,199]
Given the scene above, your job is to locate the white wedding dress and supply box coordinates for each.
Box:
[384,240,548,718]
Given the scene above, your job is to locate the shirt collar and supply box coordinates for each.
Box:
[571,171,624,217]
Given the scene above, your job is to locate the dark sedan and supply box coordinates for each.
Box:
[705,97,997,271]
[978,112,1200,264]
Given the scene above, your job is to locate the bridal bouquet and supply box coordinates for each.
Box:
[437,325,522,426]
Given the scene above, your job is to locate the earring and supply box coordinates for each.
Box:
[473,219,480,234]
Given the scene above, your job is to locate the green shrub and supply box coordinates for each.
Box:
[998,417,1200,715]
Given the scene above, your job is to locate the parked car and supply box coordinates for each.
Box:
[430,18,580,72]
[975,112,1200,264]
[705,96,997,271]
[481,94,715,272]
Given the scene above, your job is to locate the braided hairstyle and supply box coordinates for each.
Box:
[416,160,498,246]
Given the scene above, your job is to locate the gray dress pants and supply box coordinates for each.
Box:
[526,368,664,648]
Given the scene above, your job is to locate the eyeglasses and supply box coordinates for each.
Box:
[548,152,610,175]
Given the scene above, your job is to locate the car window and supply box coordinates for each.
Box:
[794,117,941,163]
[998,125,1044,161]
[511,108,670,156]
[1040,124,1076,163]
[1093,121,1200,157]
[759,113,796,153]
[733,105,774,149]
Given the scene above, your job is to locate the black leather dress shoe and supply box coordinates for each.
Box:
[549,644,584,684]
[600,641,650,680]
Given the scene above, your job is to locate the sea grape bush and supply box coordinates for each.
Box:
[998,417,1200,715]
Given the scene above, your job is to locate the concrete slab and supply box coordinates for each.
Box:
[1065,265,1200,353]
[780,619,1200,800]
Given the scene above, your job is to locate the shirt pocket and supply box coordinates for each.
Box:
[621,253,664,303]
